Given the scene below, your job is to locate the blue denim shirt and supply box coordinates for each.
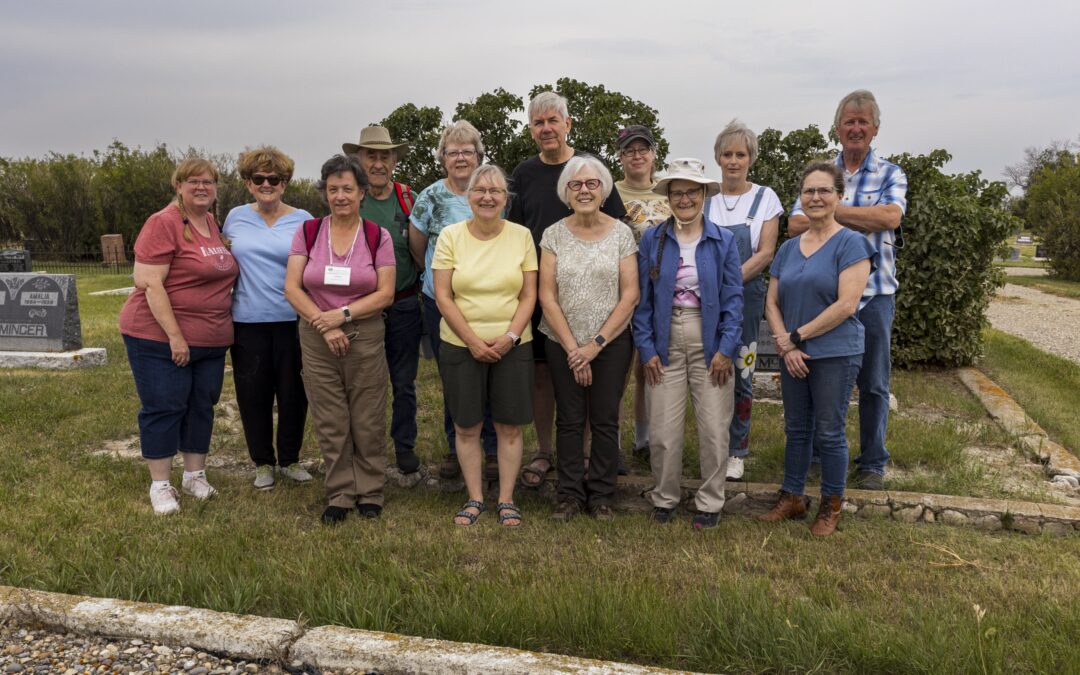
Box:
[633,215,743,367]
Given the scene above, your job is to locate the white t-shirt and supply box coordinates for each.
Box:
[705,183,782,252]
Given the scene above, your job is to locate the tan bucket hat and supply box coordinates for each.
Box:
[653,158,721,198]
[342,125,410,159]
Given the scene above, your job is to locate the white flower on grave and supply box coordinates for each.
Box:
[738,342,757,379]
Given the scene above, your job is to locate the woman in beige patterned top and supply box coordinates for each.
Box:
[539,155,639,522]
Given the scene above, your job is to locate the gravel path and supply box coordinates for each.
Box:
[0,622,352,675]
[1002,266,1048,277]
[987,283,1080,365]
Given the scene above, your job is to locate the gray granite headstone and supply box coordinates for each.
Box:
[755,319,780,372]
[1008,247,1021,261]
[0,273,83,352]
[1035,244,1046,259]
[0,249,31,272]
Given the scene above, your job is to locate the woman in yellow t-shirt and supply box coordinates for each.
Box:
[432,164,538,528]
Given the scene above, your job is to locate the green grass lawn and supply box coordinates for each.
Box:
[1002,275,1080,300]
[1,276,1078,673]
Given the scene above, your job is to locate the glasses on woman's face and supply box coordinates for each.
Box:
[251,174,283,186]
[444,150,477,160]
[185,179,216,188]
[470,187,506,197]
[669,187,703,202]
[801,187,837,198]
[567,178,602,191]
[620,146,651,159]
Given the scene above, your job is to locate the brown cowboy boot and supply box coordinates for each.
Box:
[758,491,808,522]
[810,495,843,536]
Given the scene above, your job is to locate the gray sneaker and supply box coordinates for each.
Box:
[279,463,313,482]
[253,465,275,490]
[854,470,885,491]
[149,483,180,515]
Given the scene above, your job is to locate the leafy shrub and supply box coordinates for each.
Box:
[891,150,1018,366]
[1024,159,1080,280]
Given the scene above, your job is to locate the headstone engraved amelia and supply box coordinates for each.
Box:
[0,272,106,368]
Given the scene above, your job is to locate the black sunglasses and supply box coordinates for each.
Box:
[251,175,283,186]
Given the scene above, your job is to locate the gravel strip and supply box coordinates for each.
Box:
[0,622,354,675]
[987,283,1080,365]
[1002,266,1048,277]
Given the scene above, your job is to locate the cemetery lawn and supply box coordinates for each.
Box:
[1002,275,1080,300]
[981,328,1080,456]
[0,275,1078,673]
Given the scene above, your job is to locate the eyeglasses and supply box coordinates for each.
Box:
[801,187,838,197]
[251,174,283,186]
[567,179,602,191]
[620,147,652,158]
[470,187,506,197]
[184,179,216,188]
[669,187,703,201]
[444,150,477,159]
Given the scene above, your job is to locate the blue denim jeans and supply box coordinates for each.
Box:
[384,294,422,458]
[421,293,497,456]
[123,334,228,460]
[780,354,861,498]
[729,275,765,458]
[853,294,895,476]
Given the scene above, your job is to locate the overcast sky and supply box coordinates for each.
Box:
[2,1,1078,190]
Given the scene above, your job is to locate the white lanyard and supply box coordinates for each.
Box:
[327,218,361,267]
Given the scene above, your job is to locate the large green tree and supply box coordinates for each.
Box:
[750,125,833,231]
[455,88,535,173]
[1024,157,1080,280]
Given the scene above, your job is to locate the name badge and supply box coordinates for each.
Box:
[324,265,351,286]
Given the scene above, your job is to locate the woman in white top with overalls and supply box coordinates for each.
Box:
[706,120,783,481]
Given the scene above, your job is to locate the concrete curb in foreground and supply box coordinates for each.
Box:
[0,585,701,674]
[958,367,1080,479]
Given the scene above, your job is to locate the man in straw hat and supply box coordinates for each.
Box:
[343,125,423,477]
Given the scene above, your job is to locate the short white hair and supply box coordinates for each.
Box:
[556,155,613,208]
[528,91,569,122]
[834,89,881,128]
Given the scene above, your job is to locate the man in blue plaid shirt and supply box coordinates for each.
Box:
[787,89,908,491]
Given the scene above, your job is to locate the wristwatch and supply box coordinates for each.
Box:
[790,329,803,348]
[593,334,607,349]
[506,330,521,346]
[342,306,353,323]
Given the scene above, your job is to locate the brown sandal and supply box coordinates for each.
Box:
[519,452,553,488]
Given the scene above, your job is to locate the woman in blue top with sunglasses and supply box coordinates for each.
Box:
[223,146,314,491]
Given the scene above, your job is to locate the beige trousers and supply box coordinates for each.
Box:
[646,307,734,513]
[299,317,388,508]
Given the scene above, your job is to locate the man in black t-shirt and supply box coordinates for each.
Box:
[508,91,627,488]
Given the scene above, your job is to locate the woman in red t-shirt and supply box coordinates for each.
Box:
[119,158,238,516]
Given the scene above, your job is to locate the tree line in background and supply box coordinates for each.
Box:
[1005,137,1080,281]
[0,78,1040,367]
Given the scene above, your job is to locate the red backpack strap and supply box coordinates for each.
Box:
[302,217,324,254]
[393,182,414,217]
[362,218,382,262]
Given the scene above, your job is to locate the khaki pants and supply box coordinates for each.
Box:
[646,307,734,513]
[299,318,388,508]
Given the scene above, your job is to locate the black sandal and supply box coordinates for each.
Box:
[453,499,485,527]
[519,452,553,488]
[497,502,523,528]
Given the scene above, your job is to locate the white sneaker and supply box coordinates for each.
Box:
[182,473,218,500]
[150,484,180,515]
[726,456,745,480]
[278,463,313,482]
[254,465,275,490]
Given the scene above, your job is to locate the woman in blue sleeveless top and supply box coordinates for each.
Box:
[705,120,782,481]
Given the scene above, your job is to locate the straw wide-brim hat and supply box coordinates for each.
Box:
[342,125,410,159]
[653,158,721,199]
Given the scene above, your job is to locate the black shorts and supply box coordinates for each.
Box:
[439,342,535,427]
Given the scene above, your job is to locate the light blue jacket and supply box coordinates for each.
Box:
[633,216,743,366]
